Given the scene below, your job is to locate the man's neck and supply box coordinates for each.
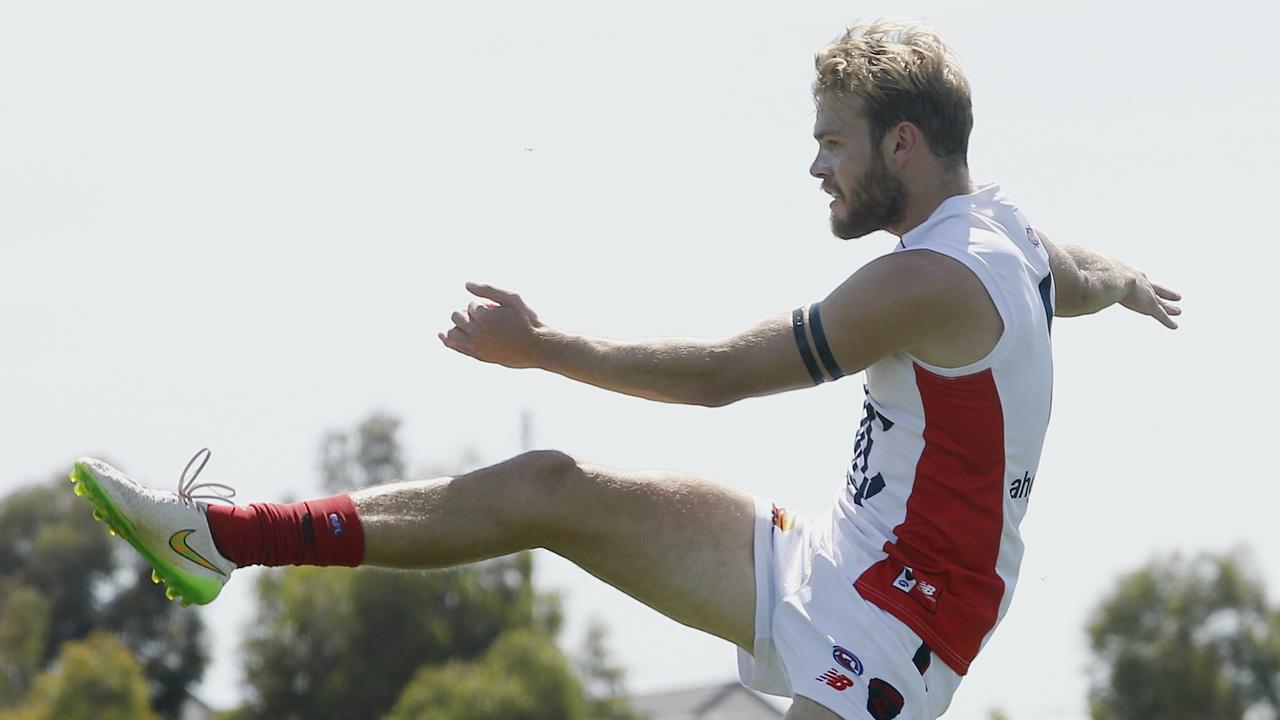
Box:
[888,167,977,238]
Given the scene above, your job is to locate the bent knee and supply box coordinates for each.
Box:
[511,449,585,495]
[513,449,579,478]
[505,450,588,533]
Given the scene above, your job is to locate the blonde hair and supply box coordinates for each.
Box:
[814,19,973,164]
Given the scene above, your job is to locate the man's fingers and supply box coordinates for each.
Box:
[1153,305,1178,330]
[438,329,477,355]
[466,282,519,306]
[451,310,471,330]
[467,282,539,322]
[1162,302,1182,316]
[1152,283,1182,301]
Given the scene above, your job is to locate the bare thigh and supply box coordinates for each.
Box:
[355,451,760,653]
[785,695,845,719]
[545,459,758,652]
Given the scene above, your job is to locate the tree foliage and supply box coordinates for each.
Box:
[1087,549,1280,720]
[319,413,406,493]
[238,413,570,720]
[577,621,643,720]
[240,556,557,720]
[0,476,206,717]
[0,583,49,705]
[0,632,156,720]
[385,629,590,720]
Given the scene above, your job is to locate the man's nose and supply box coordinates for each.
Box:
[810,154,828,179]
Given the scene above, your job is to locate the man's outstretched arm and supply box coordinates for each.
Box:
[438,253,973,407]
[437,282,813,407]
[1039,231,1182,329]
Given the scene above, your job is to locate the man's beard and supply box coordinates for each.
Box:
[830,155,906,239]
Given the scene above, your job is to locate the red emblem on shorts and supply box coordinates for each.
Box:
[817,669,855,691]
[867,677,905,719]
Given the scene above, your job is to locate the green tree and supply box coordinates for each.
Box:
[319,412,406,492]
[101,566,208,717]
[0,632,157,720]
[577,621,643,720]
[386,629,590,720]
[237,412,642,720]
[0,583,49,705]
[239,414,560,720]
[0,482,114,659]
[1087,549,1280,720]
[240,558,555,720]
[0,477,206,718]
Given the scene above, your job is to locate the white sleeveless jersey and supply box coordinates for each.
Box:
[830,184,1054,675]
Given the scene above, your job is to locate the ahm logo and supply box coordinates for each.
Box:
[1010,471,1035,500]
[893,567,917,593]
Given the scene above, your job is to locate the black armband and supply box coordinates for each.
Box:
[792,307,825,385]
[808,302,845,380]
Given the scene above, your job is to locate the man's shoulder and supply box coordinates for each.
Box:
[854,248,994,317]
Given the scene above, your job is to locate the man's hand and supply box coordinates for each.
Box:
[1041,232,1182,329]
[438,282,546,368]
[1120,272,1182,330]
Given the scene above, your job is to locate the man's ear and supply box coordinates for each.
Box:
[886,121,922,168]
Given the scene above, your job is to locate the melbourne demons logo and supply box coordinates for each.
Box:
[832,645,864,676]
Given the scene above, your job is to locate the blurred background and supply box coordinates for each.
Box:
[2,1,1278,718]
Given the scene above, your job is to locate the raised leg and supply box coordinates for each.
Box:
[351,450,759,651]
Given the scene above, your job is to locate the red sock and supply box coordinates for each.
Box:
[205,494,365,568]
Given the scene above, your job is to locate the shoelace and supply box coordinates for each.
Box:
[177,448,237,506]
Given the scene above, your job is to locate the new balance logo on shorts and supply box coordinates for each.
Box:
[816,669,854,691]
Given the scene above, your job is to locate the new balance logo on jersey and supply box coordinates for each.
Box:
[1010,471,1035,499]
[893,565,941,613]
[817,669,855,691]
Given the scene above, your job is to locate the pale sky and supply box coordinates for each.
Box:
[2,1,1277,718]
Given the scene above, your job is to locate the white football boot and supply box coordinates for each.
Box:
[70,448,237,605]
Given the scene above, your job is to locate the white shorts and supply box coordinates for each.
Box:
[737,497,962,719]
